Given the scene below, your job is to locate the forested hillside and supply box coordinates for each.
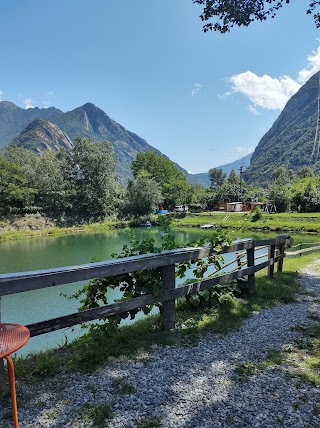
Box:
[244,71,320,186]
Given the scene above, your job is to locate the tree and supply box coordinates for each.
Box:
[208,167,226,189]
[32,150,73,217]
[193,0,320,33]
[272,166,292,186]
[2,146,74,218]
[290,176,320,212]
[228,169,239,186]
[125,172,163,216]
[296,165,314,179]
[71,137,118,220]
[0,159,36,215]
[131,151,192,208]
[268,166,292,212]
[1,145,40,187]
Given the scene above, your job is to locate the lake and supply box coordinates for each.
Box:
[0,227,316,355]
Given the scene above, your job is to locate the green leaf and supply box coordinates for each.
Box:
[190,294,201,307]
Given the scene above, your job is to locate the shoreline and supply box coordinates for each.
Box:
[1,211,320,242]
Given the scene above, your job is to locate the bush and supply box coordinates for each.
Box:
[251,207,262,222]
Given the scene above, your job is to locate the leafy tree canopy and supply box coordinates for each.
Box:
[131,151,192,208]
[0,159,36,215]
[71,137,118,220]
[132,151,186,185]
[194,0,320,32]
[125,172,163,216]
[208,167,226,189]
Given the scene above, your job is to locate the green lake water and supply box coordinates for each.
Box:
[0,227,318,355]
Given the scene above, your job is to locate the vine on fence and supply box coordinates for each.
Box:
[73,218,234,337]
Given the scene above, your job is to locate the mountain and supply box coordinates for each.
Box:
[244,71,319,186]
[0,101,63,147]
[11,119,74,153]
[189,152,252,187]
[0,101,181,181]
[53,103,166,179]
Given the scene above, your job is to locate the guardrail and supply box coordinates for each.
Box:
[0,234,292,337]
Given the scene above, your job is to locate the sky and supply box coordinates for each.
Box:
[1,0,320,174]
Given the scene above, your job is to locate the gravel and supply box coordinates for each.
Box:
[2,262,320,428]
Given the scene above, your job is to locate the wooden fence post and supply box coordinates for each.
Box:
[277,242,285,272]
[268,244,276,279]
[246,247,255,295]
[161,264,176,331]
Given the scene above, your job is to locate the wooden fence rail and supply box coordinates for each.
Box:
[286,241,320,257]
[0,234,292,337]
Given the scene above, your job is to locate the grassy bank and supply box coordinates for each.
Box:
[173,211,320,233]
[0,218,131,242]
[12,252,317,380]
[2,211,320,243]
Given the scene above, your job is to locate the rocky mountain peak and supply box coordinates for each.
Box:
[11,118,73,153]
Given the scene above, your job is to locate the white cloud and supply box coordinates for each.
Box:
[247,105,261,116]
[230,71,300,110]
[298,45,320,83]
[192,83,202,96]
[228,45,320,111]
[23,98,34,109]
[236,146,254,155]
[218,91,232,100]
[47,91,54,96]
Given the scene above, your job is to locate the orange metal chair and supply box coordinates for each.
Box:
[0,323,30,428]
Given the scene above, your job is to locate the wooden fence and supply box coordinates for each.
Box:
[0,234,292,337]
[286,240,320,257]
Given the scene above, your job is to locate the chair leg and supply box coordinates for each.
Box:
[5,356,19,428]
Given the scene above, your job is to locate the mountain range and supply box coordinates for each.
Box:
[2,70,318,188]
[0,100,246,185]
[0,101,169,182]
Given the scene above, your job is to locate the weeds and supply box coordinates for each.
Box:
[79,403,113,427]
[111,378,136,395]
[136,416,163,428]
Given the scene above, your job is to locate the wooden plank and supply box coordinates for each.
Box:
[161,265,176,330]
[0,240,264,297]
[286,245,320,256]
[0,247,212,296]
[27,255,283,337]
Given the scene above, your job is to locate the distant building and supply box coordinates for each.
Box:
[226,202,243,212]
[174,205,189,212]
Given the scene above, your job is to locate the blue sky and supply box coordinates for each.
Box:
[1,1,320,173]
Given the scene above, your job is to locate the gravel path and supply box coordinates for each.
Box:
[2,262,320,428]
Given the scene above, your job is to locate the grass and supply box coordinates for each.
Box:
[173,211,320,233]
[111,378,136,395]
[78,403,113,427]
[0,219,129,242]
[136,416,163,428]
